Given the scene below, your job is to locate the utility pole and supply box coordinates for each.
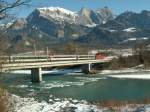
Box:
[46,46,49,61]
[34,44,37,56]
[46,46,49,56]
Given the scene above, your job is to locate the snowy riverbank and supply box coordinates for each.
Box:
[7,94,150,112]
[99,68,150,80]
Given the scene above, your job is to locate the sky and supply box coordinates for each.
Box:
[8,0,150,18]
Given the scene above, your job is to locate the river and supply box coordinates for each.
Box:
[1,69,150,112]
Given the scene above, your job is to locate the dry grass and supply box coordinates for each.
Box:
[94,98,150,109]
[0,87,8,112]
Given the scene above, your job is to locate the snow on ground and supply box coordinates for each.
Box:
[9,94,150,112]
[108,74,150,80]
[99,69,148,75]
[10,94,101,112]
[99,67,150,80]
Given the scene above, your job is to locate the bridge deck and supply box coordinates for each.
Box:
[0,55,112,72]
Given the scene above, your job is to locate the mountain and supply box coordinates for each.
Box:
[27,7,114,26]
[6,6,114,48]
[9,18,27,30]
[77,10,150,47]
[102,10,150,30]
[2,7,150,53]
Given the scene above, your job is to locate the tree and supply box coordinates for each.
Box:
[0,0,30,112]
[63,42,76,54]
[0,0,30,20]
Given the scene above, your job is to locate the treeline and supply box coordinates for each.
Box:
[109,49,150,69]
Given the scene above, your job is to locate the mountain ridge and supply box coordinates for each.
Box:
[1,7,150,53]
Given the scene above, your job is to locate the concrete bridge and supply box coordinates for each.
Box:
[0,55,113,83]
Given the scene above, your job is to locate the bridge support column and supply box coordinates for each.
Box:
[31,68,42,83]
[81,63,92,74]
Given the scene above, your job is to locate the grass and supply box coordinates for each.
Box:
[93,98,150,110]
[0,86,8,112]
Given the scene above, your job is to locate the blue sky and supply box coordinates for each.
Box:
[9,0,150,18]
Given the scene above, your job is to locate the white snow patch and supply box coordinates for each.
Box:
[125,38,137,41]
[108,74,150,80]
[37,7,77,22]
[25,41,30,46]
[102,21,106,24]
[140,37,148,40]
[38,7,75,15]
[0,22,13,29]
[121,37,148,43]
[100,68,150,80]
[100,69,150,75]
[86,23,97,27]
[10,94,150,112]
[121,38,137,43]
[109,29,117,32]
[11,95,101,112]
[123,27,136,32]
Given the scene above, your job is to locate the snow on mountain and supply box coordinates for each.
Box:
[37,7,77,23]
[140,37,148,40]
[0,22,13,29]
[121,37,148,43]
[28,6,114,26]
[85,23,97,28]
[123,27,136,32]
[109,29,117,32]
[37,7,76,15]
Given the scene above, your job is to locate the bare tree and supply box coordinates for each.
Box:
[0,0,31,20]
[0,0,31,53]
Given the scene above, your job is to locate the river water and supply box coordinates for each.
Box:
[1,69,150,112]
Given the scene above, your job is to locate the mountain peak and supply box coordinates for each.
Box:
[27,6,114,26]
[37,7,76,15]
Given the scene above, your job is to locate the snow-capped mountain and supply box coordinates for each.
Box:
[37,7,77,23]
[2,7,150,52]
[27,7,114,26]
[23,6,115,39]
[0,22,13,29]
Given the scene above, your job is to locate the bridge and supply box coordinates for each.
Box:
[0,55,113,83]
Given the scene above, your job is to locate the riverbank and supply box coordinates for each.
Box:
[98,65,150,79]
[6,94,150,112]
[95,101,150,112]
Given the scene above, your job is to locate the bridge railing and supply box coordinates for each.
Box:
[0,55,96,63]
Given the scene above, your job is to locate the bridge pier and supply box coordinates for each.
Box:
[31,68,42,83]
[81,63,92,74]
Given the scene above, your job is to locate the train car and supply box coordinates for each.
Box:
[95,53,105,60]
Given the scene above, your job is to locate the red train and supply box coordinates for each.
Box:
[95,53,105,60]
